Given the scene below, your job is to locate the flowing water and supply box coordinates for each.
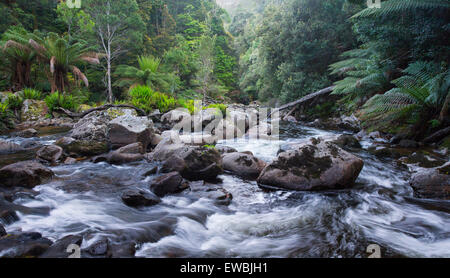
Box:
[2,123,450,258]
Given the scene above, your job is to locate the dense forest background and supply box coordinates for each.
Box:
[0,0,449,139]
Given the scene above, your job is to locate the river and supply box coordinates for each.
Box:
[2,122,450,258]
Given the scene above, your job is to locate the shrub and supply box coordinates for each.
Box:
[177,99,196,114]
[0,102,14,132]
[20,88,42,100]
[129,85,178,113]
[5,93,23,111]
[45,92,78,114]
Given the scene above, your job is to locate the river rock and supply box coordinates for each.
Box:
[161,109,191,128]
[0,209,19,224]
[188,181,233,206]
[332,134,361,150]
[216,146,238,154]
[14,128,38,138]
[36,145,63,163]
[0,232,53,258]
[0,139,24,154]
[257,139,364,191]
[40,235,83,258]
[410,166,450,200]
[222,152,266,179]
[121,189,161,207]
[150,172,189,197]
[21,100,48,122]
[64,157,77,165]
[107,115,154,150]
[160,146,223,181]
[193,108,222,130]
[0,161,54,188]
[71,111,109,142]
[93,143,145,165]
[56,137,108,157]
[151,134,186,162]
[150,134,163,147]
[71,109,137,143]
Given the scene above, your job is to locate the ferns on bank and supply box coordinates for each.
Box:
[353,0,450,19]
[361,61,449,129]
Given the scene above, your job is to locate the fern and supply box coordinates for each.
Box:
[353,0,450,19]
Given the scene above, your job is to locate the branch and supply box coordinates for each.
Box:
[423,126,450,144]
[269,86,336,117]
[54,104,148,118]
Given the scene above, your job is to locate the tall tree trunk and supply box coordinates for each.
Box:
[106,40,113,103]
[107,57,112,103]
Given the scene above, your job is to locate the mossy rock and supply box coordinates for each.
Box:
[21,100,48,122]
[106,108,137,119]
[56,137,109,157]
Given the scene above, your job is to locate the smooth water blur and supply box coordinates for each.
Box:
[4,123,450,258]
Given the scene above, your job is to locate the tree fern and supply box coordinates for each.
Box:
[353,0,450,19]
[362,61,449,128]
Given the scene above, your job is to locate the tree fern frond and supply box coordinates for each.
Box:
[352,0,450,19]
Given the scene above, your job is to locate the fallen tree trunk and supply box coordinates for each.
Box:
[54,104,147,118]
[423,126,450,144]
[270,86,335,117]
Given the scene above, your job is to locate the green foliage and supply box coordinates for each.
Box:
[177,98,196,114]
[115,55,179,93]
[0,101,14,132]
[129,85,178,113]
[45,92,78,114]
[5,93,23,111]
[231,0,360,104]
[353,0,450,18]
[20,88,42,100]
[206,103,228,117]
[361,61,449,132]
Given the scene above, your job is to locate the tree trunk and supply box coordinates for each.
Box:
[439,92,450,123]
[107,56,113,103]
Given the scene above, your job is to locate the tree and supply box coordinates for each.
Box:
[0,26,40,91]
[84,0,144,102]
[29,33,100,94]
[196,35,217,103]
[114,55,178,93]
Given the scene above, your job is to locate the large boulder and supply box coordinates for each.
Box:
[160,146,223,181]
[0,161,54,188]
[121,189,161,207]
[36,145,63,164]
[150,172,188,197]
[21,100,48,122]
[56,137,108,157]
[410,164,450,200]
[93,143,145,165]
[107,115,154,150]
[71,108,138,142]
[222,152,266,179]
[71,111,110,142]
[257,139,364,191]
[14,128,38,138]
